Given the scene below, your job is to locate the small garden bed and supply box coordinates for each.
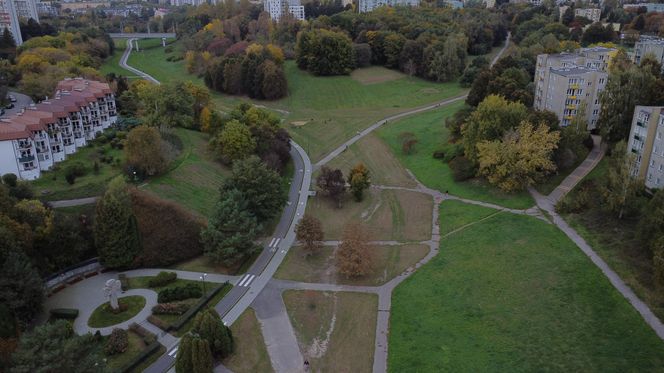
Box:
[87,296,146,328]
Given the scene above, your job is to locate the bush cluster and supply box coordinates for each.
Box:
[104,328,128,355]
[147,271,177,288]
[151,302,190,315]
[449,156,476,182]
[64,162,87,185]
[157,283,202,303]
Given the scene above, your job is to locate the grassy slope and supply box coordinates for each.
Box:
[439,199,499,235]
[224,309,273,373]
[389,203,664,372]
[143,128,229,217]
[377,103,535,209]
[99,39,136,77]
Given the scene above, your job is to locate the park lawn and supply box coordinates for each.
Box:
[389,205,664,372]
[52,203,96,217]
[143,127,230,217]
[126,276,211,292]
[306,187,432,241]
[377,102,535,209]
[275,244,429,286]
[325,133,417,188]
[439,199,500,236]
[105,330,146,370]
[126,38,202,86]
[283,291,377,372]
[99,39,136,78]
[31,142,125,201]
[224,309,273,373]
[169,255,239,275]
[88,295,146,328]
[560,158,664,320]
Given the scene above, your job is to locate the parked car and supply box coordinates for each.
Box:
[5,102,14,109]
[8,94,16,102]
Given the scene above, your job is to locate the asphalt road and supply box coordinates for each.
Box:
[0,91,33,118]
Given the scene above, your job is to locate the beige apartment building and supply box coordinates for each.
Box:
[534,47,615,129]
[575,8,601,23]
[627,106,664,190]
[633,36,664,72]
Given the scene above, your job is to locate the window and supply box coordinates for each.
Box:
[599,78,605,84]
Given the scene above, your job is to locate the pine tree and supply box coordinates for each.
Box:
[191,338,213,373]
[94,176,142,268]
[192,308,234,358]
[201,189,261,266]
[175,334,194,373]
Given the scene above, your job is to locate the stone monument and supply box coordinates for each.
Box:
[104,279,122,310]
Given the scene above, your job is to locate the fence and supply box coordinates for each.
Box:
[44,257,104,292]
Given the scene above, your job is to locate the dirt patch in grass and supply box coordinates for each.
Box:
[350,66,405,85]
[306,188,432,241]
[291,121,308,127]
[283,290,377,372]
[276,244,429,286]
[224,309,273,373]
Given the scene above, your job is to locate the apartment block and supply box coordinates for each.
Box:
[264,0,304,20]
[633,36,664,72]
[624,3,664,12]
[534,47,615,129]
[627,106,664,190]
[575,8,601,23]
[358,0,419,13]
[0,78,117,180]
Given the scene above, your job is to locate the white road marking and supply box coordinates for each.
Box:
[273,238,281,248]
[243,275,256,287]
[237,274,251,287]
[168,346,178,357]
[269,238,277,247]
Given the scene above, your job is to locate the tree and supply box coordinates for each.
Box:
[336,223,371,278]
[600,142,641,219]
[191,337,213,373]
[581,22,615,46]
[191,308,234,358]
[477,121,560,192]
[11,320,104,373]
[348,163,371,202]
[175,334,194,373]
[212,120,256,164]
[0,250,43,328]
[425,34,467,82]
[221,156,286,222]
[125,126,167,176]
[295,29,355,76]
[260,60,288,100]
[562,6,575,25]
[295,215,324,256]
[94,176,142,269]
[139,81,196,129]
[639,189,664,249]
[462,95,528,163]
[202,189,260,265]
[316,166,346,207]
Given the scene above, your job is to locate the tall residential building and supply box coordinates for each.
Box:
[0,0,22,45]
[633,36,664,72]
[534,47,615,129]
[358,0,419,13]
[0,78,117,180]
[627,106,664,190]
[575,8,601,23]
[13,0,38,21]
[624,3,664,12]
[264,0,304,21]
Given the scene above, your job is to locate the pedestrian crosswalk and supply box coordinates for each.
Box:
[269,237,281,252]
[237,274,256,287]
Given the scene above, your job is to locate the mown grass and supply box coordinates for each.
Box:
[99,39,136,78]
[105,330,146,371]
[389,204,664,372]
[143,127,230,217]
[224,309,273,373]
[88,295,146,328]
[126,38,200,86]
[377,103,535,209]
[439,199,499,236]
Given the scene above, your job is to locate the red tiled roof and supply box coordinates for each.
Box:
[0,121,31,141]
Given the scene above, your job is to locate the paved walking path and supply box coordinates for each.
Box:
[47,196,98,208]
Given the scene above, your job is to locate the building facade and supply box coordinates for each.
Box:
[627,106,664,190]
[358,0,419,13]
[624,3,664,12]
[264,0,304,20]
[633,36,664,72]
[575,7,601,23]
[534,47,615,129]
[0,78,117,180]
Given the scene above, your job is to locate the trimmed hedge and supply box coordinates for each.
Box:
[169,283,228,332]
[49,308,79,320]
[118,341,162,373]
[147,315,170,332]
[152,302,190,315]
[147,271,177,288]
[129,322,157,344]
[157,283,202,303]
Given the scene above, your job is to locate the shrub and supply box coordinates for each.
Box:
[152,302,190,315]
[96,135,108,144]
[49,308,79,320]
[556,179,595,213]
[439,143,464,163]
[104,328,128,355]
[64,162,86,184]
[157,283,202,303]
[147,271,177,288]
[583,135,595,151]
[165,45,174,53]
[130,189,206,267]
[93,161,100,175]
[147,315,170,331]
[2,173,17,187]
[448,156,476,181]
[118,274,129,291]
[65,173,76,185]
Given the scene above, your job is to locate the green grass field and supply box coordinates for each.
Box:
[126,38,201,86]
[99,39,136,78]
[88,295,146,328]
[224,309,273,373]
[143,128,229,217]
[377,103,535,209]
[439,199,499,235]
[389,203,664,371]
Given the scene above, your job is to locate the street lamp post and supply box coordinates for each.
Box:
[200,273,207,294]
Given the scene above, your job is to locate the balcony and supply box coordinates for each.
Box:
[566,104,576,110]
[569,83,580,89]
[19,155,35,163]
[17,142,31,150]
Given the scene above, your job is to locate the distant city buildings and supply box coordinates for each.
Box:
[264,0,304,20]
[0,78,117,180]
[627,106,664,190]
[575,7,601,23]
[624,2,664,12]
[358,0,419,13]
[170,0,219,6]
[633,36,664,72]
[36,1,58,16]
[0,0,39,45]
[534,47,616,129]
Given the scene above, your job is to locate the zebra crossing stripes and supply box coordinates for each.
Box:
[167,346,178,357]
[237,274,256,287]
[269,237,281,252]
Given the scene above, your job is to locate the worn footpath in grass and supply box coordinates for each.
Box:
[275,244,429,286]
[31,142,125,201]
[127,38,201,86]
[439,199,499,236]
[306,187,432,241]
[389,204,664,372]
[283,291,377,372]
[88,295,146,328]
[224,309,273,373]
[143,127,230,217]
[378,102,535,209]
